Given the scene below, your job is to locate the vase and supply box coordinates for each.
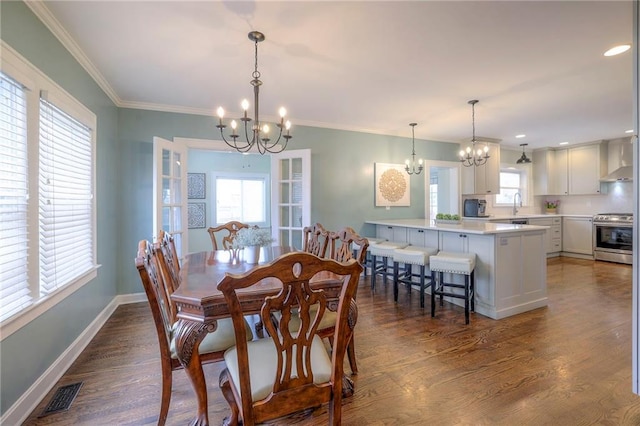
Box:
[546,208,557,214]
[244,246,260,264]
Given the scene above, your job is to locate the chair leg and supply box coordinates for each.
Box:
[464,274,470,325]
[346,335,358,375]
[393,261,399,302]
[439,272,444,306]
[471,270,475,312]
[382,256,389,284]
[431,270,436,317]
[158,363,172,426]
[419,265,425,308]
[219,368,240,426]
[370,255,377,290]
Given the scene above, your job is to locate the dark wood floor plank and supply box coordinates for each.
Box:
[22,257,640,425]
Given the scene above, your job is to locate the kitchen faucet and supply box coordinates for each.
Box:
[513,192,522,216]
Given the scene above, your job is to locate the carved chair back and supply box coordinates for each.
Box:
[135,240,175,358]
[217,251,362,426]
[207,221,250,250]
[329,227,369,266]
[302,222,330,257]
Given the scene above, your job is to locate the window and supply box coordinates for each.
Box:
[213,173,269,226]
[0,73,30,321]
[0,45,97,328]
[495,168,527,205]
[429,174,438,219]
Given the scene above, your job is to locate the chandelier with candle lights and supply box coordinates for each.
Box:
[459,99,490,167]
[215,31,292,154]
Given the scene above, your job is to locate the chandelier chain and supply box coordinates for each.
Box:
[252,37,260,80]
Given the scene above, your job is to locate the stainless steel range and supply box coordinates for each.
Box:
[593,213,633,264]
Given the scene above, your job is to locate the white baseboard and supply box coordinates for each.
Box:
[0,293,146,425]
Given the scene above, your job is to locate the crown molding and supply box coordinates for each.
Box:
[24,0,122,106]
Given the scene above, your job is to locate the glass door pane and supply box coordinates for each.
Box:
[153,137,188,257]
[271,150,310,250]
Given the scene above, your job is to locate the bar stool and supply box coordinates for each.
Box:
[369,241,408,290]
[354,237,386,277]
[429,252,476,324]
[392,246,439,308]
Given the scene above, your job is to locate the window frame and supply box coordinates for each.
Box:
[494,164,531,207]
[211,171,270,228]
[0,42,99,339]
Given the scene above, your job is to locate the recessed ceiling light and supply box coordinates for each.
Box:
[625,129,634,134]
[559,142,569,146]
[515,134,526,138]
[604,44,631,56]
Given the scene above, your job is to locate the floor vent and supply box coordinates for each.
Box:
[39,382,83,417]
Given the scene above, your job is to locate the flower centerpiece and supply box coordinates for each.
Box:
[545,200,559,214]
[435,213,461,225]
[231,227,274,264]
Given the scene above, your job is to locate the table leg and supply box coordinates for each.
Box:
[173,318,218,426]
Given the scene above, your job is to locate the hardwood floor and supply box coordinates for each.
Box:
[23,257,640,425]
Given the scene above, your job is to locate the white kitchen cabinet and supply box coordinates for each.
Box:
[568,143,607,195]
[533,149,556,195]
[554,149,569,195]
[562,216,593,257]
[376,224,407,243]
[533,148,568,196]
[529,217,562,255]
[461,142,501,195]
[407,228,439,247]
[532,143,606,196]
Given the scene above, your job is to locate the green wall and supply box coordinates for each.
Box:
[0,1,119,415]
[0,0,459,416]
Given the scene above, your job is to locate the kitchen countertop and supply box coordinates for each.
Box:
[365,218,548,235]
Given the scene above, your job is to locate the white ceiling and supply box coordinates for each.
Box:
[34,1,634,150]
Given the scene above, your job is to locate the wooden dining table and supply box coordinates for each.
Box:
[170,246,353,426]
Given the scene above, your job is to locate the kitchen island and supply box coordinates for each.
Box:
[365,219,549,320]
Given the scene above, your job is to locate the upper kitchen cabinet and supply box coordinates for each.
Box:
[461,142,501,195]
[568,143,607,194]
[531,148,566,195]
[533,142,607,196]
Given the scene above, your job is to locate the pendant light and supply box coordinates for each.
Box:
[404,123,423,175]
[215,31,292,154]
[516,143,532,164]
[459,99,490,167]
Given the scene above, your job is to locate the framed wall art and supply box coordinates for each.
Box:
[374,163,410,207]
[187,172,206,199]
[188,202,206,229]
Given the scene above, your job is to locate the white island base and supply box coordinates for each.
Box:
[366,219,548,320]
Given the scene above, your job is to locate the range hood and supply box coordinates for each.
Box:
[601,137,634,182]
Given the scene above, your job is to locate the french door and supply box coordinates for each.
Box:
[152,137,188,257]
[270,149,310,250]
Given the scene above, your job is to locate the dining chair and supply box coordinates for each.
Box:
[302,222,330,257]
[135,240,252,426]
[207,221,250,250]
[324,227,369,374]
[217,251,362,426]
[157,230,180,292]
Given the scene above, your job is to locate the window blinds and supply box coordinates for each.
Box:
[39,97,93,295]
[0,73,30,322]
